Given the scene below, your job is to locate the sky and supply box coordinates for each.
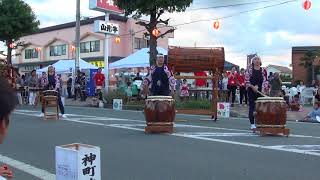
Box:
[1,0,320,68]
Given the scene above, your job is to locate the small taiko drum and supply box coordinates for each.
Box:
[255,97,287,127]
[144,96,175,133]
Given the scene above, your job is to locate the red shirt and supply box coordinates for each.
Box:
[237,73,245,87]
[93,73,105,86]
[228,72,237,86]
[194,71,207,87]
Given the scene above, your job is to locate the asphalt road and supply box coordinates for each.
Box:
[0,105,319,180]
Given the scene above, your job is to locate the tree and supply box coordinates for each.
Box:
[0,0,39,64]
[115,0,193,65]
[299,50,320,84]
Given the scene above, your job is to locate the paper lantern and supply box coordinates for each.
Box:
[152,28,160,37]
[9,43,14,49]
[303,0,311,10]
[71,45,75,51]
[36,47,41,52]
[213,21,220,29]
[115,36,121,44]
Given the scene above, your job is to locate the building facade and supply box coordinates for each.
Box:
[292,46,320,85]
[14,14,173,74]
[266,64,292,78]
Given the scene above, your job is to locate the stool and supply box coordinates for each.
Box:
[43,90,59,120]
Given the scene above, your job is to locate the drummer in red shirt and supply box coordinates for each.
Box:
[237,68,248,106]
[227,67,238,107]
[93,68,105,100]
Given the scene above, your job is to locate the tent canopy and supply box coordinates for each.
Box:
[36,59,98,74]
[109,47,167,69]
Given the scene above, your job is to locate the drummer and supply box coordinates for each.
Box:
[143,54,176,96]
[39,66,67,118]
[245,56,269,130]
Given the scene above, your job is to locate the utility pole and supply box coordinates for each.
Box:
[104,13,110,94]
[75,0,80,72]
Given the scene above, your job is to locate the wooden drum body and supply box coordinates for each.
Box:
[255,97,290,136]
[144,96,175,133]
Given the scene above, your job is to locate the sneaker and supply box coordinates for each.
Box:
[61,114,67,118]
[316,116,320,123]
[39,113,44,117]
[250,124,256,130]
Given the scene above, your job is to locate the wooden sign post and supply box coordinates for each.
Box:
[168,46,225,121]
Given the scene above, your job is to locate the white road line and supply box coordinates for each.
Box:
[0,154,55,179]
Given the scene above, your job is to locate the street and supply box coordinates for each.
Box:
[0,106,319,180]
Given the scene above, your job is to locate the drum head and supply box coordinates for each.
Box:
[256,97,285,102]
[147,96,173,99]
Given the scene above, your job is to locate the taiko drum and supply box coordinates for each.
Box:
[255,97,287,126]
[144,96,176,125]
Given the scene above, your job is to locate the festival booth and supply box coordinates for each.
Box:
[37,59,99,96]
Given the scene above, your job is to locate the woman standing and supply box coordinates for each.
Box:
[245,56,269,129]
[40,66,66,118]
[269,72,282,97]
[227,67,238,106]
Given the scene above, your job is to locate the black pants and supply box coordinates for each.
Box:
[67,87,72,98]
[74,88,81,100]
[248,89,259,125]
[239,86,247,104]
[227,85,237,104]
[42,92,65,114]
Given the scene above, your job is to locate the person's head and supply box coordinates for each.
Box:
[0,77,16,143]
[231,67,236,73]
[269,72,273,77]
[183,79,187,83]
[77,70,81,76]
[251,56,262,67]
[313,102,319,110]
[274,72,280,79]
[240,68,245,74]
[42,72,46,77]
[82,72,85,76]
[300,81,304,85]
[222,71,227,77]
[156,54,165,67]
[98,68,102,73]
[31,70,36,77]
[136,72,140,77]
[312,80,316,84]
[48,66,55,76]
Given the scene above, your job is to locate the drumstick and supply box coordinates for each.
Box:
[256,90,268,97]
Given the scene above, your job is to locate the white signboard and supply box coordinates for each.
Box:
[113,99,122,110]
[56,143,101,180]
[94,20,119,35]
[217,102,230,118]
[89,0,124,14]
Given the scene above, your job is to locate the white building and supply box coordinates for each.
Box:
[266,64,292,78]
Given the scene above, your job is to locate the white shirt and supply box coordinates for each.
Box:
[297,85,306,93]
[222,77,228,90]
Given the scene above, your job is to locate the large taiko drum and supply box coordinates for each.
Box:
[144,96,175,133]
[255,97,287,127]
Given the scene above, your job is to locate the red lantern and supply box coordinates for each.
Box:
[71,45,75,52]
[115,36,121,44]
[213,21,220,29]
[152,28,160,37]
[9,43,14,49]
[303,0,311,10]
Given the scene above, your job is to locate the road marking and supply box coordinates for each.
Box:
[178,132,257,137]
[0,154,55,179]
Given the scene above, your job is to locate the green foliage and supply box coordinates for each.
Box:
[115,0,193,17]
[299,50,320,83]
[280,74,292,82]
[0,0,39,41]
[103,90,128,104]
[176,100,212,110]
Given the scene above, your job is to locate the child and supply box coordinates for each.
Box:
[299,102,320,123]
[289,94,301,111]
[180,79,189,101]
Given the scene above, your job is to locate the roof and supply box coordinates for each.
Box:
[30,14,128,35]
[292,46,320,52]
[267,64,292,74]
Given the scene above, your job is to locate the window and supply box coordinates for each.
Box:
[80,40,100,53]
[134,38,147,49]
[49,45,66,56]
[25,49,38,59]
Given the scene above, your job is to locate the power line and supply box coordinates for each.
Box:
[111,0,298,40]
[187,0,285,11]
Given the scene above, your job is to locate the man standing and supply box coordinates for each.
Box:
[74,70,81,101]
[67,75,73,98]
[93,68,105,100]
[227,67,238,107]
[0,77,16,178]
[80,72,87,101]
[143,54,176,96]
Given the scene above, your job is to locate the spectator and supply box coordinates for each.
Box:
[80,72,87,101]
[133,72,143,100]
[311,80,318,88]
[227,67,238,106]
[180,79,189,101]
[15,73,23,105]
[269,72,282,97]
[268,72,274,82]
[299,102,320,123]
[289,94,301,111]
[237,68,247,105]
[67,75,73,98]
[38,72,48,90]
[60,74,68,98]
[0,77,17,178]
[74,70,82,101]
[221,71,228,91]
[93,68,105,101]
[26,70,38,105]
[297,81,306,94]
